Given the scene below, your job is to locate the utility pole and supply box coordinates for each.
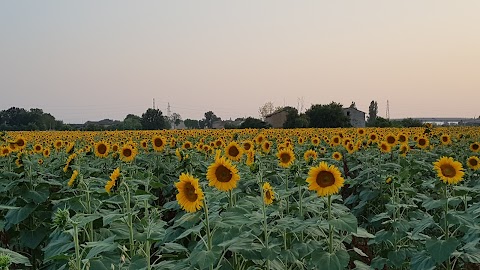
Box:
[386,100,390,119]
[153,98,156,110]
[167,102,171,118]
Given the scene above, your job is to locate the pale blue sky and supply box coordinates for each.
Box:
[1,1,479,123]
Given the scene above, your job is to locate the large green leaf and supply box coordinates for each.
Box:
[411,251,435,270]
[0,247,32,266]
[5,203,37,229]
[85,236,117,259]
[313,250,349,270]
[425,238,459,264]
[329,213,358,233]
[19,227,49,249]
[43,232,75,260]
[175,223,203,240]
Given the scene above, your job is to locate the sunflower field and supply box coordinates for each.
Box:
[0,127,480,270]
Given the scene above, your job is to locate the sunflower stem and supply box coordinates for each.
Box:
[260,181,270,270]
[202,200,213,270]
[298,183,304,242]
[444,185,451,270]
[72,222,82,270]
[328,195,333,254]
[123,181,135,258]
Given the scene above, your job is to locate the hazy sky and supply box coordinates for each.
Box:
[1,1,479,124]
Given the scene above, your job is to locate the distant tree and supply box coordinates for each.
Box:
[259,102,283,120]
[0,107,65,130]
[141,108,169,130]
[305,102,351,128]
[123,114,142,130]
[367,100,378,125]
[240,117,270,129]
[204,111,220,129]
[371,116,392,127]
[283,107,309,128]
[400,118,423,127]
[184,119,199,129]
[169,113,182,129]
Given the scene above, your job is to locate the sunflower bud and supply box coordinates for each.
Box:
[0,253,11,269]
[53,208,70,229]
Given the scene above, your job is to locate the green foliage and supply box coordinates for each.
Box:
[305,102,351,128]
[240,117,269,129]
[141,108,170,130]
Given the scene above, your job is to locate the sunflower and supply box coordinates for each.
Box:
[94,141,110,158]
[255,134,265,145]
[33,144,43,154]
[120,144,137,162]
[41,147,50,158]
[38,158,44,165]
[68,170,79,187]
[54,140,63,151]
[467,156,480,170]
[416,137,430,149]
[0,146,10,157]
[385,134,397,146]
[277,148,295,168]
[206,156,240,191]
[331,136,342,146]
[63,153,77,172]
[306,161,345,197]
[433,156,464,185]
[357,128,366,136]
[263,182,274,205]
[369,133,378,143]
[332,151,342,161]
[397,133,408,143]
[440,134,451,145]
[298,137,305,145]
[105,167,121,193]
[470,142,480,152]
[379,141,391,153]
[241,140,253,151]
[140,139,149,151]
[246,150,255,166]
[14,137,27,150]
[304,149,317,162]
[152,135,166,152]
[225,141,243,161]
[261,140,272,153]
[175,173,204,213]
[183,141,192,150]
[385,177,393,184]
[65,142,75,154]
[399,143,409,157]
[311,137,321,146]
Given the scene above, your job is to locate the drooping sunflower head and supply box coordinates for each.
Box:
[298,137,305,145]
[277,148,295,168]
[470,142,480,152]
[175,173,204,213]
[304,149,317,163]
[68,170,79,187]
[246,150,255,166]
[263,182,274,205]
[206,156,240,192]
[105,167,121,193]
[43,148,51,158]
[94,141,110,158]
[399,143,409,157]
[467,156,480,171]
[306,161,345,197]
[332,151,342,161]
[433,156,464,185]
[261,140,272,153]
[152,135,166,152]
[225,141,243,161]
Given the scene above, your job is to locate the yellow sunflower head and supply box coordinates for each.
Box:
[277,148,295,168]
[94,141,110,158]
[242,140,254,151]
[306,161,345,197]
[417,137,430,150]
[183,141,192,150]
[263,182,274,205]
[379,141,391,153]
[440,134,451,145]
[206,156,240,192]
[246,150,255,166]
[175,173,204,213]
[15,137,27,150]
[470,142,480,152]
[33,144,43,154]
[332,151,342,161]
[399,143,409,157]
[68,170,79,187]
[261,140,272,153]
[43,148,51,158]
[467,156,480,171]
[304,149,317,163]
[152,135,166,152]
[225,141,243,161]
[385,134,397,146]
[120,144,137,162]
[433,156,465,185]
[397,133,408,143]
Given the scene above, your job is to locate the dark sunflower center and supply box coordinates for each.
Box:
[334,138,339,143]
[442,136,448,142]
[185,143,191,149]
[440,164,456,178]
[244,143,251,151]
[399,135,406,142]
[419,139,426,146]
[387,136,396,144]
[280,153,291,163]
[17,140,25,147]
[98,144,107,154]
[473,144,479,150]
[469,159,478,166]
[316,171,335,188]
[228,146,240,157]
[184,183,198,202]
[35,146,41,151]
[123,148,132,157]
[215,165,232,182]
[265,190,272,200]
[264,143,270,149]
[154,138,163,147]
[382,144,388,151]
[216,141,222,146]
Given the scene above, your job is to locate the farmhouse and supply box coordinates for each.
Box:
[265,108,289,128]
[342,107,366,127]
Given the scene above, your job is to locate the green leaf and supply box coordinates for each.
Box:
[24,188,49,204]
[43,232,75,260]
[19,227,49,249]
[411,251,435,270]
[89,260,110,270]
[5,203,37,229]
[0,205,20,210]
[190,249,218,269]
[161,243,188,253]
[353,227,375,239]
[353,260,373,270]
[85,236,117,259]
[411,215,435,236]
[388,249,406,266]
[175,223,204,240]
[329,213,357,233]
[0,247,32,266]
[313,250,349,270]
[261,246,281,261]
[426,238,459,264]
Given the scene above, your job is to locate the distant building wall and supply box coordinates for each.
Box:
[343,108,366,127]
[265,110,288,128]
